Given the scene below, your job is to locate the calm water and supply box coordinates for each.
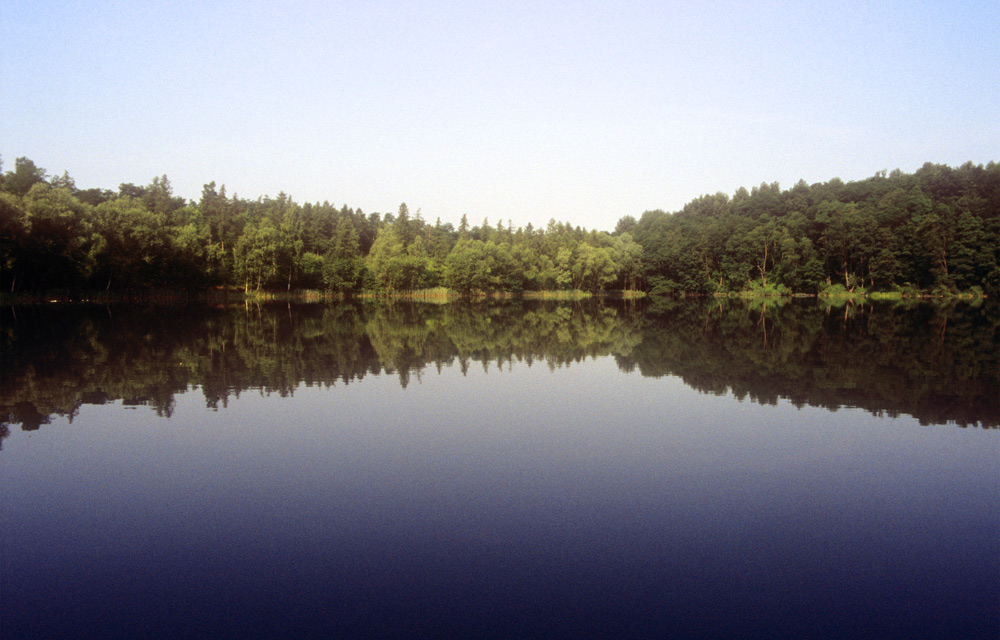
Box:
[2,298,998,639]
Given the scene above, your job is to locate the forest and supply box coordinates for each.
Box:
[1,157,997,296]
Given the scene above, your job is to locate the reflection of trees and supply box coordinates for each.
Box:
[623,298,998,428]
[1,299,996,442]
[361,300,645,386]
[0,300,646,429]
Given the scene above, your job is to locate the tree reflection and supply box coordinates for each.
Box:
[1,298,996,440]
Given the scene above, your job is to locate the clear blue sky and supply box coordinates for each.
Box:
[3,0,997,231]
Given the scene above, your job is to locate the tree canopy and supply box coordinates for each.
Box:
[2,157,996,296]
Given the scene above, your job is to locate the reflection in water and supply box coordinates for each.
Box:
[1,298,997,438]
[2,298,998,639]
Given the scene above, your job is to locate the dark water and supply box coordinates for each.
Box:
[2,298,998,639]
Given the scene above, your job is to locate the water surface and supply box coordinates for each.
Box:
[2,299,997,638]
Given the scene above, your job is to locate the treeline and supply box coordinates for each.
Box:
[1,157,997,295]
[625,162,1000,295]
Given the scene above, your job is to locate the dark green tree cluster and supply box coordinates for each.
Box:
[0,157,380,294]
[0,157,639,295]
[368,210,643,294]
[626,162,999,295]
[2,157,996,295]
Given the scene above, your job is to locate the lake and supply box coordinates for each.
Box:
[2,298,997,639]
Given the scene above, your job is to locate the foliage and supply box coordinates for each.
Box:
[743,279,792,297]
[819,283,867,299]
[1,158,997,297]
[629,162,999,297]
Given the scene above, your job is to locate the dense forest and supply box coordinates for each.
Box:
[1,157,997,296]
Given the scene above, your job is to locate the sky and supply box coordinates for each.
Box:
[2,0,997,231]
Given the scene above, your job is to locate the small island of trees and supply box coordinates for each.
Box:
[1,157,996,298]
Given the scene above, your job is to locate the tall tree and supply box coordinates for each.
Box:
[4,157,47,196]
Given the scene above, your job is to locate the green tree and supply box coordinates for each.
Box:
[2,157,47,197]
[743,218,784,287]
[0,192,30,292]
[323,217,364,293]
[367,219,434,292]
[20,183,96,289]
[235,219,289,291]
[443,238,489,293]
[92,197,171,289]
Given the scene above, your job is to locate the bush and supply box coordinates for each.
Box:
[896,283,920,298]
[929,284,954,298]
[820,283,848,297]
[744,280,791,296]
